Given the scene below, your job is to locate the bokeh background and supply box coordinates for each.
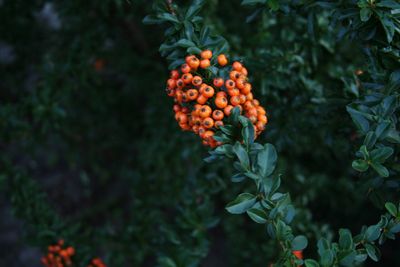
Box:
[0,0,399,266]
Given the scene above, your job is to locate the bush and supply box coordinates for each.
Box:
[0,0,399,266]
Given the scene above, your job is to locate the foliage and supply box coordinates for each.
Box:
[0,0,399,267]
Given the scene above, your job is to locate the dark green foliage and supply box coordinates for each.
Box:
[0,0,399,267]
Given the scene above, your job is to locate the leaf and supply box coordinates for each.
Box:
[339,229,353,250]
[365,225,381,242]
[241,0,266,5]
[187,46,202,54]
[364,131,377,149]
[339,251,357,266]
[360,8,372,22]
[267,0,279,10]
[370,146,394,163]
[185,0,205,19]
[375,121,391,140]
[157,13,180,24]
[380,16,395,43]
[175,39,196,48]
[365,243,379,261]
[142,15,163,24]
[231,173,247,183]
[371,162,389,177]
[385,202,398,217]
[292,235,308,250]
[233,142,250,170]
[247,208,268,223]
[377,0,400,9]
[346,106,370,133]
[304,259,320,267]
[320,249,334,266]
[352,159,369,172]
[225,193,256,214]
[257,144,277,177]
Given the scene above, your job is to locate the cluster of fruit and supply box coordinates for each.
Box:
[165,50,267,147]
[41,239,106,267]
[41,240,75,267]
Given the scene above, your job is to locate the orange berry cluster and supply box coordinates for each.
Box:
[88,258,107,267]
[41,240,107,267]
[165,49,267,147]
[41,239,75,267]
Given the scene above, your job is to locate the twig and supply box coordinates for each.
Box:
[166,0,175,15]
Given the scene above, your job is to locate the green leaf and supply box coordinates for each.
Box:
[292,235,308,250]
[364,131,377,149]
[267,0,279,10]
[375,121,391,140]
[339,229,353,250]
[304,259,320,267]
[231,173,247,183]
[241,0,266,5]
[225,193,256,214]
[247,208,268,223]
[320,249,334,266]
[385,202,398,217]
[360,8,372,22]
[380,16,395,43]
[185,0,205,19]
[365,243,379,261]
[377,0,400,9]
[175,39,196,48]
[365,225,381,242]
[346,107,370,133]
[352,159,369,172]
[339,251,357,266]
[157,13,180,24]
[233,142,250,170]
[370,146,394,162]
[142,15,163,24]
[371,162,389,177]
[257,144,277,177]
[187,46,202,54]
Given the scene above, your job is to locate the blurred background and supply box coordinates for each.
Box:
[0,0,398,266]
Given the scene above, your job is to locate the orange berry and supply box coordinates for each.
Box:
[257,106,266,115]
[247,107,258,117]
[167,78,176,89]
[170,70,180,79]
[256,121,265,131]
[236,78,246,89]
[215,96,228,109]
[248,115,257,123]
[232,61,243,71]
[215,120,224,128]
[243,100,254,110]
[241,83,252,94]
[225,79,235,90]
[227,88,240,96]
[202,86,215,98]
[192,76,202,86]
[216,91,227,98]
[258,114,268,123]
[203,130,215,141]
[197,94,208,104]
[229,70,241,81]
[217,54,228,66]
[200,59,210,69]
[198,126,206,138]
[181,63,191,73]
[187,89,199,100]
[201,50,213,59]
[212,110,224,120]
[253,99,260,106]
[188,57,200,69]
[185,55,195,64]
[181,107,189,113]
[230,95,241,106]
[203,117,214,128]
[246,92,254,101]
[224,105,234,116]
[199,105,212,118]
[66,247,75,256]
[213,78,224,87]
[241,67,248,76]
[239,94,246,104]
[176,79,184,89]
[182,73,193,84]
